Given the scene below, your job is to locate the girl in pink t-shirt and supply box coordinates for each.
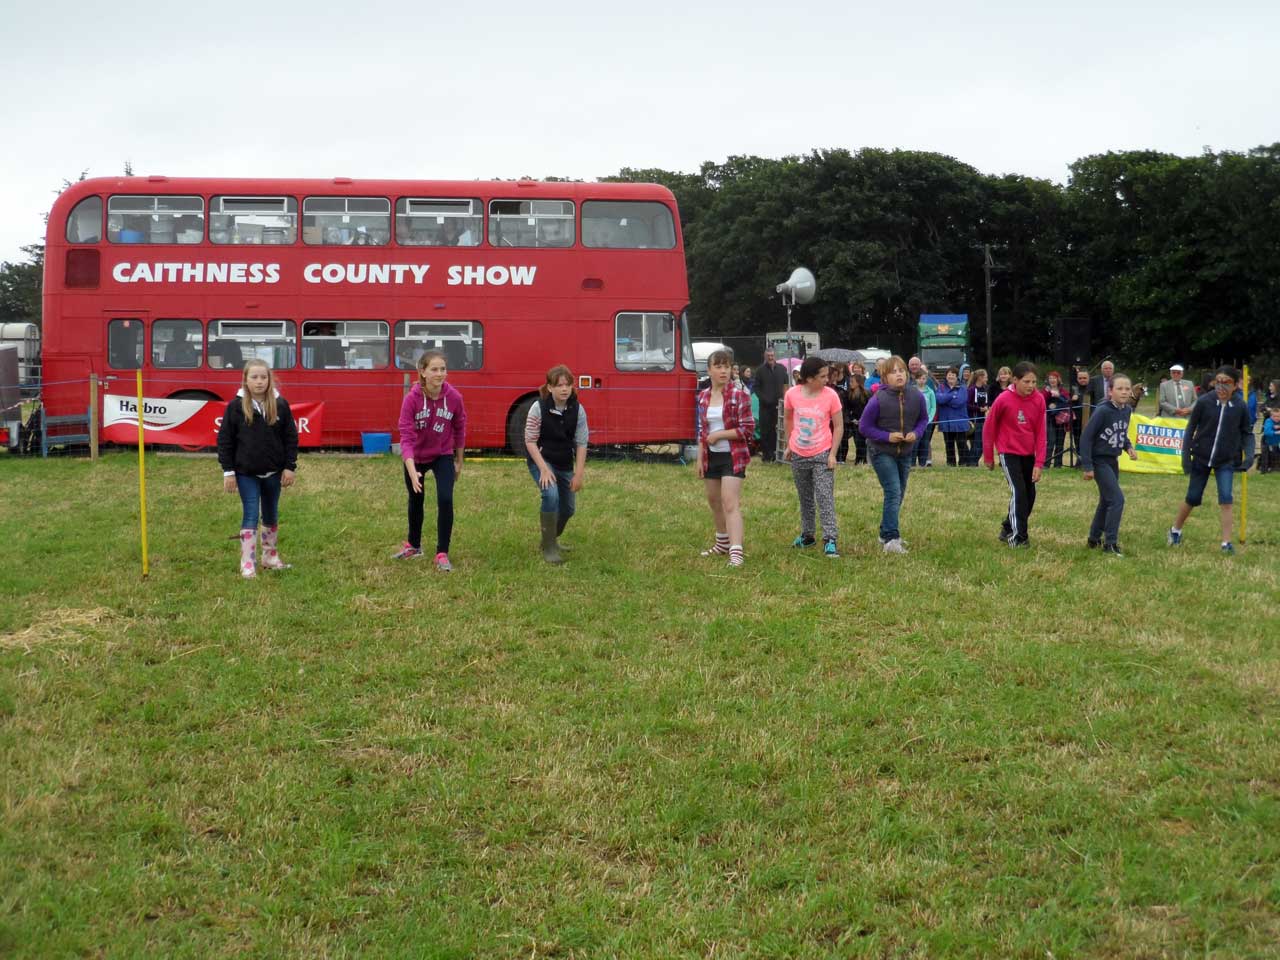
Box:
[782,356,844,557]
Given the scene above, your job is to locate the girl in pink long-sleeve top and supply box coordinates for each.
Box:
[983,361,1046,548]
[393,350,466,571]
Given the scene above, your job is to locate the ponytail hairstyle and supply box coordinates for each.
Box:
[240,359,278,425]
[539,364,576,401]
[797,355,828,383]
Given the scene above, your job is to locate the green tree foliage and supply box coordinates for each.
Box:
[607,143,1279,366]
[1066,145,1280,361]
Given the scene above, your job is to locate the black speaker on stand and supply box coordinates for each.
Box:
[1053,316,1092,368]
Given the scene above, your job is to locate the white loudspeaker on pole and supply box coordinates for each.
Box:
[775,267,817,306]
[772,266,817,461]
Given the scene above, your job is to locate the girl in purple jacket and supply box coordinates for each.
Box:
[393,350,466,570]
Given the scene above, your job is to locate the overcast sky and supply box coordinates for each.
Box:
[2,0,1276,264]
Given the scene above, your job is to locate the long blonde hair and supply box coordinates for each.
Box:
[240,359,278,425]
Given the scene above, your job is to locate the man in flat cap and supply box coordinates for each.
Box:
[1159,363,1196,418]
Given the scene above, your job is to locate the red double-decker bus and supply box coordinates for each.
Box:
[43,176,696,451]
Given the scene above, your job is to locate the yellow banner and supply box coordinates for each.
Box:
[1120,414,1187,474]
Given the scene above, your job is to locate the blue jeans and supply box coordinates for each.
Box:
[236,472,282,529]
[1088,457,1125,545]
[870,450,912,542]
[528,461,575,518]
[1184,463,1234,506]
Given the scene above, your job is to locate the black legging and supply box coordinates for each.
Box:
[404,457,455,554]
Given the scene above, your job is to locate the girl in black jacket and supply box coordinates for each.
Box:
[216,360,299,578]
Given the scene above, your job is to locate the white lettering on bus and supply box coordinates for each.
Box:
[296,417,310,434]
[109,260,534,287]
[110,262,281,284]
[302,263,432,285]
[446,265,537,286]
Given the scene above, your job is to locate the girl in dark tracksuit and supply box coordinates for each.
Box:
[1080,376,1138,556]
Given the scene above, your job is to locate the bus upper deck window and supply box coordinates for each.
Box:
[396,198,482,247]
[302,197,391,246]
[488,199,575,248]
[582,200,676,249]
[66,196,102,243]
[210,196,298,244]
[107,195,204,244]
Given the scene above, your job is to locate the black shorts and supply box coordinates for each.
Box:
[704,450,745,480]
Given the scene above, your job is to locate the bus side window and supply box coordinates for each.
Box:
[153,319,202,368]
[208,338,244,369]
[108,319,143,369]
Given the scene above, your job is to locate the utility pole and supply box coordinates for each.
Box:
[983,244,995,372]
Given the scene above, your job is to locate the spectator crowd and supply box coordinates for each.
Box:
[724,351,1278,474]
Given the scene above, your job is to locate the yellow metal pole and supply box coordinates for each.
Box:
[1240,365,1249,545]
[136,369,150,578]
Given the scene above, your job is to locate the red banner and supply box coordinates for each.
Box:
[101,394,324,447]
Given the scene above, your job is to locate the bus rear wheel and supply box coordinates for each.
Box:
[506,395,537,457]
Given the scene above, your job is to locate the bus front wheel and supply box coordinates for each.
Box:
[506,395,537,457]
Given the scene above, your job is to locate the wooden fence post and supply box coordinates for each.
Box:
[89,374,99,460]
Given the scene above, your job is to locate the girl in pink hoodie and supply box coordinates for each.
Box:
[393,350,467,570]
[983,361,1046,547]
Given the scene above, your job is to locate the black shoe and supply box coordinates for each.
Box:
[999,528,1013,544]
[1087,538,1101,549]
[1103,543,1124,558]
[1008,538,1030,549]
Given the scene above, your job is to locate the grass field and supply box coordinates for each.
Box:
[2,450,1278,958]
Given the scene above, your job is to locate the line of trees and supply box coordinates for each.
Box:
[608,143,1280,370]
[3,148,1276,370]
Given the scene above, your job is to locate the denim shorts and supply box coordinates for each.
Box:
[1184,463,1234,506]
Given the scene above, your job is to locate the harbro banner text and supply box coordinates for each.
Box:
[102,394,324,448]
